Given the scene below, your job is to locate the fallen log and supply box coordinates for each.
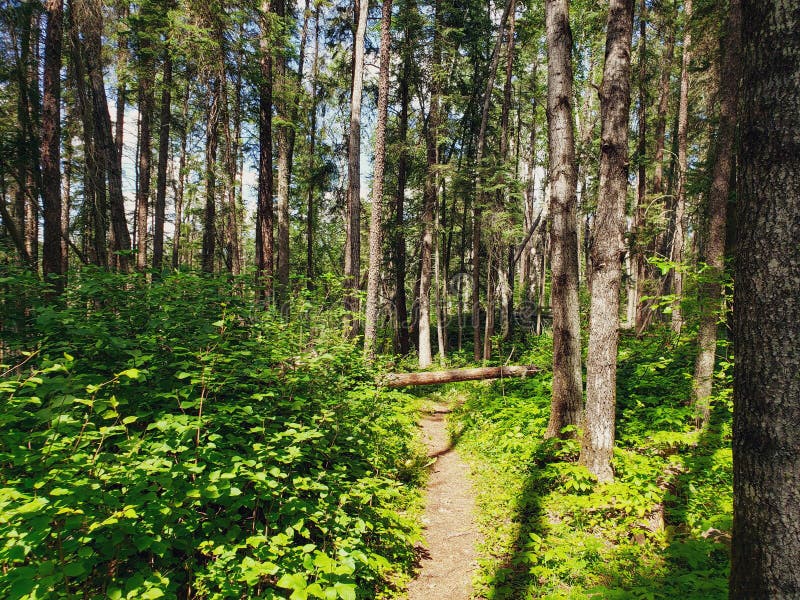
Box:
[381,365,542,388]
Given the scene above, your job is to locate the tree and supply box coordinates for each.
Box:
[364,0,393,359]
[730,0,800,595]
[256,0,275,299]
[343,0,369,323]
[41,0,65,292]
[274,0,292,301]
[418,0,441,368]
[691,0,740,427]
[580,0,634,482]
[544,0,582,439]
[670,0,691,334]
[153,51,172,273]
[392,0,413,356]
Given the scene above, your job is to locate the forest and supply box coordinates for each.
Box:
[0,0,798,597]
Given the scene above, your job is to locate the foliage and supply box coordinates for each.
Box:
[0,270,424,599]
[450,330,733,599]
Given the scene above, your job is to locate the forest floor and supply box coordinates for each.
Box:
[407,399,481,600]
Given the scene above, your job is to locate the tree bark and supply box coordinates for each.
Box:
[364,0,393,359]
[731,1,800,595]
[306,4,320,285]
[343,0,369,322]
[383,365,542,388]
[625,0,647,330]
[671,0,691,334]
[201,77,219,273]
[135,43,154,271]
[691,0,740,428]
[41,0,65,293]
[256,1,275,300]
[80,0,131,270]
[172,77,190,270]
[394,20,412,356]
[153,52,172,273]
[274,0,291,301]
[580,0,634,483]
[419,0,441,368]
[544,0,583,439]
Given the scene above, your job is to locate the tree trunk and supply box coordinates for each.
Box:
[306,4,320,285]
[473,0,514,362]
[153,53,172,273]
[383,365,542,388]
[625,0,647,330]
[274,0,291,301]
[343,0,369,322]
[419,0,441,368]
[393,12,412,356]
[691,0,740,428]
[256,1,275,300]
[41,0,65,293]
[671,0,691,334]
[579,0,635,483]
[544,0,583,439]
[731,0,800,594]
[172,77,190,270]
[364,0,393,359]
[80,0,131,270]
[636,10,675,333]
[135,47,154,271]
[201,77,219,274]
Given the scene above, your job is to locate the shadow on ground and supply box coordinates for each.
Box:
[448,335,732,599]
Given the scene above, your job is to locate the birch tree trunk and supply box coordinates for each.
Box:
[419,0,441,368]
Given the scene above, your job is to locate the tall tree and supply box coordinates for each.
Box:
[274,0,292,301]
[364,0,393,359]
[544,0,583,439]
[472,0,514,362]
[418,0,441,368]
[153,51,172,273]
[343,0,369,322]
[731,0,800,595]
[77,0,132,270]
[393,2,412,356]
[201,76,219,273]
[670,0,691,334]
[579,0,635,483]
[133,5,155,271]
[306,3,320,285]
[256,0,275,300]
[41,0,65,292]
[691,0,740,427]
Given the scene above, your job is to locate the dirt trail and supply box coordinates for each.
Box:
[407,402,480,600]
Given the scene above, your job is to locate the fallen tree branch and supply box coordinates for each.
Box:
[381,365,542,388]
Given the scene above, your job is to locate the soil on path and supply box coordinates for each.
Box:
[407,402,481,600]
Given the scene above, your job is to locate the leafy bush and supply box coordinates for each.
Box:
[0,271,423,599]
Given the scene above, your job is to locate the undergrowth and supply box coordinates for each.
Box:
[450,332,733,599]
[0,270,425,599]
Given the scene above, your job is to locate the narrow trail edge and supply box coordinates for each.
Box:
[407,402,481,600]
